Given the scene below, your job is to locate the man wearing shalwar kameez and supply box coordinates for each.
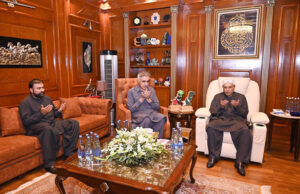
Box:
[19,79,79,174]
[206,79,252,176]
[127,71,166,139]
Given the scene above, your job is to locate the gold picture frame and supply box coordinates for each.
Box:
[213,5,263,59]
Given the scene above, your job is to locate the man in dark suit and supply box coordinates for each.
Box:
[19,79,79,174]
[206,79,252,176]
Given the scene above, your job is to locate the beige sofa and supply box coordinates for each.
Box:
[0,97,112,184]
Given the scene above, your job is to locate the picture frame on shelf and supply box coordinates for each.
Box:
[135,52,144,65]
[0,36,42,68]
[82,42,92,73]
[214,5,262,59]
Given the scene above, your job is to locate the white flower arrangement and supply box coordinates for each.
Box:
[102,127,166,166]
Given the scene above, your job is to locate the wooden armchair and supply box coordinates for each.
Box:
[115,78,170,138]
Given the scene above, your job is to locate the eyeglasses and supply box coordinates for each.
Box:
[141,80,150,83]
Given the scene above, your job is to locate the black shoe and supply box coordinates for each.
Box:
[45,166,57,174]
[235,162,246,176]
[207,157,217,168]
[62,155,68,160]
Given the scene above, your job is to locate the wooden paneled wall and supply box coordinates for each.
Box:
[0,0,101,107]
[177,0,266,109]
[176,0,299,139]
[0,0,299,123]
[177,3,206,108]
[104,9,125,78]
[266,0,300,113]
[266,0,300,138]
[176,0,299,112]
[0,0,60,106]
[67,0,101,96]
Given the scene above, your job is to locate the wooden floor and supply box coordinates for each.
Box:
[1,137,299,194]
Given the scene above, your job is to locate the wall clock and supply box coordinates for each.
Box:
[133,17,141,26]
[151,12,160,24]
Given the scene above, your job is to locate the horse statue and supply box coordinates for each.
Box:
[182,91,195,106]
[84,78,95,96]
[171,90,184,105]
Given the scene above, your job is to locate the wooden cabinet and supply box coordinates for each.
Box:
[124,7,178,107]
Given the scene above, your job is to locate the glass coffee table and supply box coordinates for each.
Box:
[55,144,197,193]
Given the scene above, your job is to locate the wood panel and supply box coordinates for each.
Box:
[69,0,100,22]
[267,3,299,111]
[266,0,299,137]
[109,0,178,12]
[177,3,205,109]
[67,0,101,96]
[109,12,125,78]
[0,0,103,107]
[0,0,59,107]
[69,26,100,96]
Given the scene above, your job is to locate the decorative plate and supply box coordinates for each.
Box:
[151,12,160,25]
[133,17,141,26]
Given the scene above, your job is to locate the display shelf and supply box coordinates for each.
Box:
[129,23,171,30]
[154,85,169,88]
[125,7,175,106]
[131,65,171,68]
[130,45,171,49]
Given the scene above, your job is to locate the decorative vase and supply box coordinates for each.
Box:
[146,52,150,66]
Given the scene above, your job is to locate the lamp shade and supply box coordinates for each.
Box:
[97,80,108,91]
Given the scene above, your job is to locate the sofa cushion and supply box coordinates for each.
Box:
[71,114,107,134]
[53,100,61,109]
[60,98,82,119]
[0,135,37,164]
[0,107,26,137]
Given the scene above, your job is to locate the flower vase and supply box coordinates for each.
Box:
[146,52,150,66]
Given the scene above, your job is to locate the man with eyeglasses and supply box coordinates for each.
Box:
[206,79,252,176]
[127,71,166,138]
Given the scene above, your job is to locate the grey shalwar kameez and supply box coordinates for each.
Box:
[19,95,79,168]
[127,86,166,138]
[206,92,252,164]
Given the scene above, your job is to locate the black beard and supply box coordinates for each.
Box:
[33,92,44,98]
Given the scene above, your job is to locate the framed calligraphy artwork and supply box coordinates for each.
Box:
[214,6,262,59]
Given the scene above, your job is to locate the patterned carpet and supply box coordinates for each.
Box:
[6,172,271,194]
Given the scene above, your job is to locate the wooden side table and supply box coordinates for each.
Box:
[268,112,300,161]
[168,110,195,142]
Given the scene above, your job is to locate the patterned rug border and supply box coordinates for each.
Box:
[6,172,272,194]
[6,173,53,194]
[178,173,272,194]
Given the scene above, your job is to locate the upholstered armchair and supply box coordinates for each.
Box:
[115,78,170,138]
[195,77,269,163]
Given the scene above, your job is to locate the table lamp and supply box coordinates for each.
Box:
[96,80,108,98]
